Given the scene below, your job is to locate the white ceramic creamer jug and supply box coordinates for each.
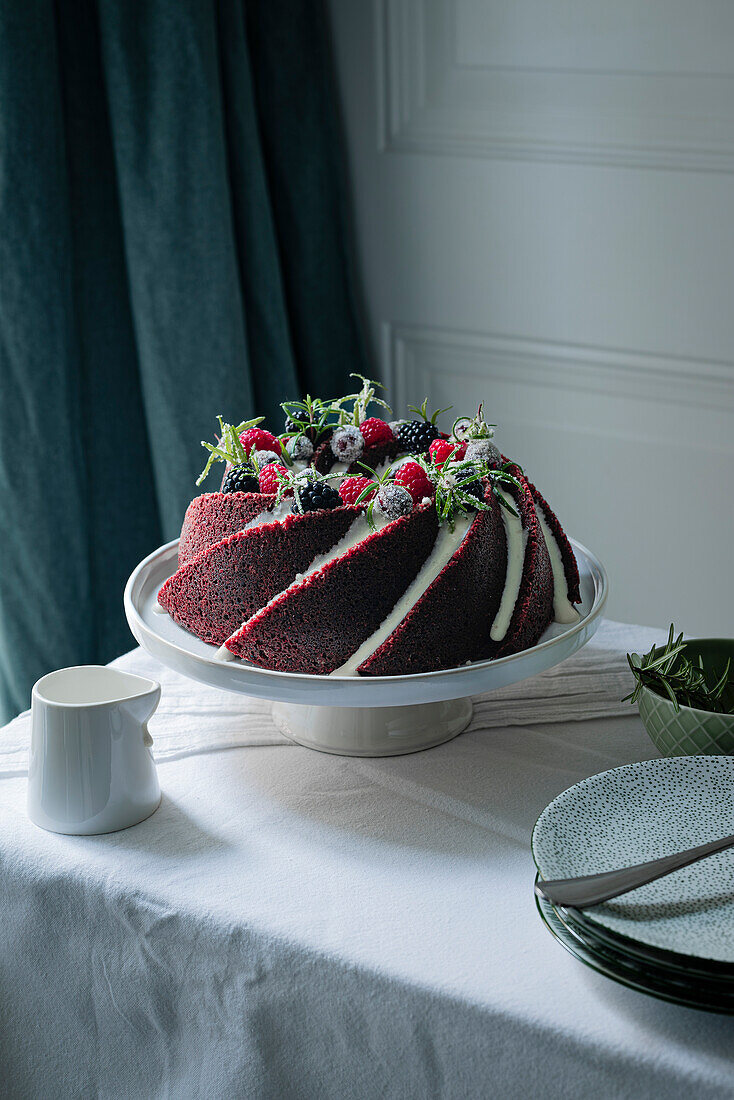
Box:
[28,665,161,835]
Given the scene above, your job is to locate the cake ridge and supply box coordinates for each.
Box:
[225,502,439,674]
[486,465,554,659]
[356,482,508,675]
[159,506,359,646]
[178,490,277,566]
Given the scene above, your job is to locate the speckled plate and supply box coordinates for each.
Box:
[532,757,734,964]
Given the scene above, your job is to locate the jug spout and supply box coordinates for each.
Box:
[122,679,161,724]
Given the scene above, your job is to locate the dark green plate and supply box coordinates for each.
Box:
[535,877,734,1015]
[565,902,734,982]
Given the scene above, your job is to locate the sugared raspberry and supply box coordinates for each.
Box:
[339,476,376,507]
[394,460,434,504]
[240,427,280,456]
[428,438,467,468]
[258,463,291,495]
[359,418,394,448]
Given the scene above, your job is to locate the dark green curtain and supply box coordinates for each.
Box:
[0,0,366,722]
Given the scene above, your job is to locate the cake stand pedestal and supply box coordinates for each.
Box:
[271,697,473,756]
[124,538,607,758]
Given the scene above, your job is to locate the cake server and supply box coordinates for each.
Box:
[535,832,734,909]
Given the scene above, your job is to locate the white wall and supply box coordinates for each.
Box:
[328,0,734,634]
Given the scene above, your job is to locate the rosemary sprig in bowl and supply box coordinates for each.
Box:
[624,625,734,715]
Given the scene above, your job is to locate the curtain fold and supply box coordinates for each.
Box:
[0,0,366,721]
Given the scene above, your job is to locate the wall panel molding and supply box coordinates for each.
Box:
[384,322,734,420]
[378,0,734,171]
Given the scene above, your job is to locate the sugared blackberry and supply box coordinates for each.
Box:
[251,449,281,469]
[396,419,440,455]
[377,483,413,519]
[458,474,486,508]
[221,463,259,494]
[286,434,314,461]
[293,480,342,513]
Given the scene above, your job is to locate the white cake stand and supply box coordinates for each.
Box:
[124,538,607,757]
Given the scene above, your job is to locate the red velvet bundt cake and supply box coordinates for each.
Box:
[157,380,582,676]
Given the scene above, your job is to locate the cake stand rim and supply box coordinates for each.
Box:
[124,536,607,707]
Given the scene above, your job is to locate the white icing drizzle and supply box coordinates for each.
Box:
[240,498,291,532]
[331,513,473,676]
[534,505,579,625]
[490,489,527,643]
[216,643,237,662]
[326,457,396,488]
[329,460,351,476]
[215,511,391,660]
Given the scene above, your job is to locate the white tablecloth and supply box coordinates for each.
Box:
[2,621,733,1099]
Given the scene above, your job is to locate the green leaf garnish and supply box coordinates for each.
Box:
[196,415,264,486]
[337,374,392,426]
[407,397,452,427]
[280,394,336,441]
[412,454,521,532]
[451,402,495,442]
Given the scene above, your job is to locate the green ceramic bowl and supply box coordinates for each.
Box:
[636,638,734,757]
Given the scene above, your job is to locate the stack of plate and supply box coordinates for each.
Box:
[531,757,734,1013]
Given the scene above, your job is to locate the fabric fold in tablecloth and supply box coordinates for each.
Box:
[0,619,667,777]
[4,616,733,1100]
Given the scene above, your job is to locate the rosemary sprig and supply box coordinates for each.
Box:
[196,415,264,486]
[418,454,490,531]
[623,625,734,714]
[338,374,392,426]
[408,397,452,427]
[280,394,336,441]
[451,402,496,442]
[426,456,522,530]
[353,462,394,529]
[352,453,524,533]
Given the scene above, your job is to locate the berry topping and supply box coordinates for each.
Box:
[396,419,439,455]
[459,474,487,507]
[359,417,395,448]
[428,438,467,468]
[250,449,281,469]
[393,460,434,504]
[196,414,265,487]
[330,424,365,464]
[285,434,315,461]
[240,427,280,456]
[281,394,334,444]
[284,417,323,442]
[465,439,501,468]
[339,476,376,508]
[342,373,393,425]
[292,479,342,513]
[293,467,320,484]
[377,483,413,520]
[221,463,259,495]
[395,398,450,455]
[258,462,291,495]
